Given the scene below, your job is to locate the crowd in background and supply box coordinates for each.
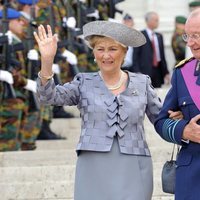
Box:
[0,0,200,152]
[0,0,125,151]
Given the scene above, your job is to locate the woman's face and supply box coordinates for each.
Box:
[93,37,127,73]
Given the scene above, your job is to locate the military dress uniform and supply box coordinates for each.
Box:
[154,57,200,200]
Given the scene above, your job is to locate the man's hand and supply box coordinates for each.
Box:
[168,110,183,120]
[182,114,200,143]
[164,74,171,85]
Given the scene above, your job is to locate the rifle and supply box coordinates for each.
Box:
[1,0,16,99]
[76,0,96,29]
[108,0,124,18]
[26,0,40,111]
[63,0,82,76]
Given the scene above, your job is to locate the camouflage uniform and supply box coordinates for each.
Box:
[0,73,26,151]
[171,28,186,66]
[37,0,72,82]
[11,36,41,150]
[0,7,26,151]
[97,0,109,20]
[36,0,68,126]
[0,97,25,151]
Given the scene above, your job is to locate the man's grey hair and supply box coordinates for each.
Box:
[186,7,200,24]
[188,7,200,18]
[145,11,157,22]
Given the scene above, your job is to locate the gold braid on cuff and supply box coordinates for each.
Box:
[38,71,54,80]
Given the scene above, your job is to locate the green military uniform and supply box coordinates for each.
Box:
[96,0,109,20]
[10,32,41,150]
[0,97,25,151]
[171,16,187,66]
[37,0,73,82]
[0,8,27,151]
[35,0,71,130]
[0,75,26,151]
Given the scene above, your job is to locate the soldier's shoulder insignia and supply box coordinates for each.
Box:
[175,57,195,68]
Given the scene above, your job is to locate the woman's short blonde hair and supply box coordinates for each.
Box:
[88,35,127,50]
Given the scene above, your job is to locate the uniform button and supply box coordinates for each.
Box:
[183,101,186,106]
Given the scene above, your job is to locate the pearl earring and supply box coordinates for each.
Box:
[94,59,96,62]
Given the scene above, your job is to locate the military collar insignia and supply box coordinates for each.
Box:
[175,57,195,68]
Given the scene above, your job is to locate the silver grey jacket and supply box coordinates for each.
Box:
[37,71,162,156]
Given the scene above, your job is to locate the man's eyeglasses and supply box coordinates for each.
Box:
[182,33,200,42]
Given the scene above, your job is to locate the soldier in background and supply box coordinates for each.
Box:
[171,15,187,66]
[122,13,135,71]
[0,7,34,151]
[96,0,109,20]
[1,3,43,150]
[0,0,126,145]
[188,0,200,12]
[77,0,99,72]
[95,0,124,20]
[17,0,67,140]
[36,0,76,137]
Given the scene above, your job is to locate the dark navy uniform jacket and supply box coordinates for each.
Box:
[154,57,200,200]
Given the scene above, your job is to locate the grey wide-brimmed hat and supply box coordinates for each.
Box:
[83,20,146,48]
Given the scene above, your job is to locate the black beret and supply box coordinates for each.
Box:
[123,14,133,20]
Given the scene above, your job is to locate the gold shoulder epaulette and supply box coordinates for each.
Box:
[175,57,195,68]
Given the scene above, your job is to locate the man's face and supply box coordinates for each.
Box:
[123,19,134,28]
[185,15,200,59]
[9,18,25,37]
[147,13,159,30]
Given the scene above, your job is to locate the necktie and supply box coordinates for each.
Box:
[152,33,158,67]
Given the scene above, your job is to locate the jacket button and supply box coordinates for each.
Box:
[183,101,186,106]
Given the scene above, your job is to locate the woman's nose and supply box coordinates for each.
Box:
[102,51,110,58]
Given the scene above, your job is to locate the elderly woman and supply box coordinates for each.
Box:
[34,21,181,200]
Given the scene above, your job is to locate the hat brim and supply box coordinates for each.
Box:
[83,20,146,48]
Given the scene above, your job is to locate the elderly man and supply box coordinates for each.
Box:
[154,8,200,200]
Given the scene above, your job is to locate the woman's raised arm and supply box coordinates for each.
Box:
[34,25,57,84]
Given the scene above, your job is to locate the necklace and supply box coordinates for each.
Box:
[99,71,125,90]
